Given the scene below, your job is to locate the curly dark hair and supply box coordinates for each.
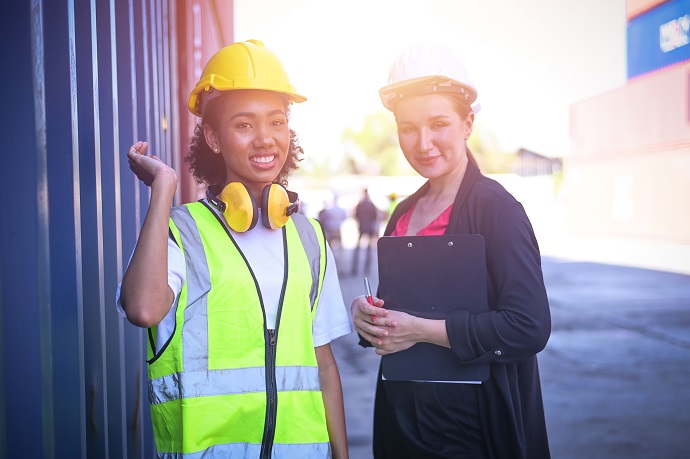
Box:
[185,92,304,196]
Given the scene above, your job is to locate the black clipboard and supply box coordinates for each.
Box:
[377,234,490,382]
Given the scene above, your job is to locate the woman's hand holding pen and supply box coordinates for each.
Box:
[350,295,393,346]
[350,295,414,354]
[351,296,443,356]
[369,309,421,356]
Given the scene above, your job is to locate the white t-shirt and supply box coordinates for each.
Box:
[116,208,353,348]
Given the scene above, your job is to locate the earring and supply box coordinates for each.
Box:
[213,147,219,153]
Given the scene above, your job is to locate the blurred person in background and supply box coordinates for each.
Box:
[349,43,551,459]
[350,188,382,275]
[319,192,347,250]
[319,192,348,269]
[385,191,398,223]
[118,39,351,459]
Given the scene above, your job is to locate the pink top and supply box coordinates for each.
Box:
[391,202,454,236]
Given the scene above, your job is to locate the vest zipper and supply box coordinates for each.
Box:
[260,227,288,459]
[260,328,278,459]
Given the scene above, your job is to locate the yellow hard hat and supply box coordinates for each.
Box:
[188,39,306,117]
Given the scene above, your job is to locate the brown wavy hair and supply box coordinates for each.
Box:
[184,92,304,195]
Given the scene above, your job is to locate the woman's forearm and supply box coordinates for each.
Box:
[315,344,349,459]
[415,317,451,348]
[120,173,177,327]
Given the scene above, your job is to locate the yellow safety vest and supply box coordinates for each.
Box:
[146,201,330,458]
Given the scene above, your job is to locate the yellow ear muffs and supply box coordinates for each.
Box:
[207,183,300,231]
[218,182,258,232]
[261,184,292,229]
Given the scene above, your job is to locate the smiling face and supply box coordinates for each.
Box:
[394,93,474,181]
[203,89,290,199]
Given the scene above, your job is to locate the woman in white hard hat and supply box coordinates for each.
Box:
[119,40,351,458]
[350,43,551,458]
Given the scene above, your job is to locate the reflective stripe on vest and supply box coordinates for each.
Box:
[170,205,212,372]
[149,202,329,458]
[156,442,330,459]
[149,365,320,404]
[292,213,322,310]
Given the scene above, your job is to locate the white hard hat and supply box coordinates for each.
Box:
[379,43,479,113]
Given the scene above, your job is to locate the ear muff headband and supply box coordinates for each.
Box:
[219,182,259,232]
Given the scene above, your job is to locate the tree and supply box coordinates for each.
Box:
[341,112,414,175]
[468,119,514,174]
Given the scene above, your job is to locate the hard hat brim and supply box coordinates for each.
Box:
[188,86,306,118]
[379,75,477,112]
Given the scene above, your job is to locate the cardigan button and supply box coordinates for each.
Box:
[494,350,502,356]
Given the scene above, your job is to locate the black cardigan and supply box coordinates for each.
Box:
[366,160,551,458]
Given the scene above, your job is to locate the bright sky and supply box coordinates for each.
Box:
[234,0,628,162]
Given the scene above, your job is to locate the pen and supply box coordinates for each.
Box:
[364,277,376,322]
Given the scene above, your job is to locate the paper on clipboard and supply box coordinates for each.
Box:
[377,234,490,382]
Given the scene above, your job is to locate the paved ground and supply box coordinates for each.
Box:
[330,248,690,459]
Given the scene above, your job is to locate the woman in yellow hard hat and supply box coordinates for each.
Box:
[118,40,351,459]
[350,43,551,458]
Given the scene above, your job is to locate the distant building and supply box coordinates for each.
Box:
[512,149,563,177]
